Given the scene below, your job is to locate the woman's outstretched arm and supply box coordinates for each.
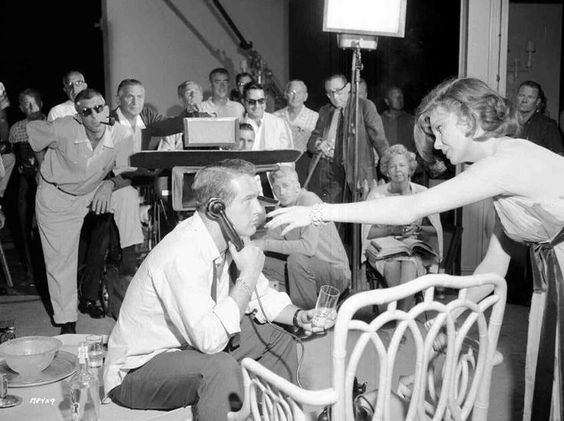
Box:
[267,168,503,235]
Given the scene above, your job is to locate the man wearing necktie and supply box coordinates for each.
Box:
[306,74,389,204]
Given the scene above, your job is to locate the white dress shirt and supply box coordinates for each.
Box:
[47,99,76,121]
[104,212,291,396]
[115,108,146,153]
[245,112,294,151]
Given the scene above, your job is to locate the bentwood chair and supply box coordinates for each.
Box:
[228,273,507,421]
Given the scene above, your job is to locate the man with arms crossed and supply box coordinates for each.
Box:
[255,166,350,308]
[104,159,323,420]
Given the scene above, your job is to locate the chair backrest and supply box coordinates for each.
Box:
[331,273,506,421]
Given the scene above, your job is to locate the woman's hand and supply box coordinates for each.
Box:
[265,206,313,236]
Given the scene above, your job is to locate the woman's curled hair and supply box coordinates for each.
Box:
[414,77,520,163]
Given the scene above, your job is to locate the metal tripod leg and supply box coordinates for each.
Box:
[0,238,13,288]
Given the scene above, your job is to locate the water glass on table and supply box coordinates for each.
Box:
[312,285,340,331]
[86,335,104,369]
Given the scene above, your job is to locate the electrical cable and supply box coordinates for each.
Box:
[254,287,306,388]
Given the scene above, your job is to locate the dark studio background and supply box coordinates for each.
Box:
[0,1,105,124]
[289,0,461,114]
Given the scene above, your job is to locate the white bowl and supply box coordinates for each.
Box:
[0,336,62,376]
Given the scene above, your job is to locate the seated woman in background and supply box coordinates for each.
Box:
[267,77,564,421]
[363,144,443,310]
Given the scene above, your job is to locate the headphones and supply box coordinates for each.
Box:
[205,198,225,220]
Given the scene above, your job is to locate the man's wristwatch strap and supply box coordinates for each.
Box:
[292,309,302,328]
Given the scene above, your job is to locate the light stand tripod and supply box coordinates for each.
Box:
[323,0,407,292]
[350,42,363,291]
[338,34,378,292]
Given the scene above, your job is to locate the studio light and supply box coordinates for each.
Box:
[323,0,407,48]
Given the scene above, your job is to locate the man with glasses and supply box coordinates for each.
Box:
[200,68,245,119]
[47,70,88,121]
[243,82,293,151]
[274,80,318,182]
[306,74,388,204]
[27,88,137,334]
[274,80,318,152]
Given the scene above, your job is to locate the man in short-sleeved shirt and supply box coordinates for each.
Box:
[27,88,136,334]
[274,80,318,152]
[200,67,245,119]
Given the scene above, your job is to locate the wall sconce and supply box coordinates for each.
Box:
[508,40,536,82]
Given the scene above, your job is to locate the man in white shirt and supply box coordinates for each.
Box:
[243,83,293,151]
[104,159,323,420]
[200,68,245,118]
[47,71,87,121]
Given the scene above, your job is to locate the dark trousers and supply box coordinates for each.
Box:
[17,173,37,275]
[307,157,345,204]
[109,314,298,420]
[78,213,115,301]
[287,254,350,308]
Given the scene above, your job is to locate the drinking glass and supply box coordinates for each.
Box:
[0,373,21,408]
[86,335,104,369]
[311,285,340,330]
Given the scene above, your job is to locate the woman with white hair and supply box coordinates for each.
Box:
[363,144,442,310]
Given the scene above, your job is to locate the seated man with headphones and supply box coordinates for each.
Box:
[104,159,327,420]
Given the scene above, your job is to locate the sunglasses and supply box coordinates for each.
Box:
[246,98,265,106]
[78,104,106,117]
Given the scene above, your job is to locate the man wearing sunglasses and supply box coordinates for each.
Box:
[306,74,388,204]
[242,82,293,151]
[47,70,88,121]
[26,88,139,334]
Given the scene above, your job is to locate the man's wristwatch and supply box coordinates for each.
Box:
[292,309,302,328]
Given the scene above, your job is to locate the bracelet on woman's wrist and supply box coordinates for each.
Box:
[311,203,328,227]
